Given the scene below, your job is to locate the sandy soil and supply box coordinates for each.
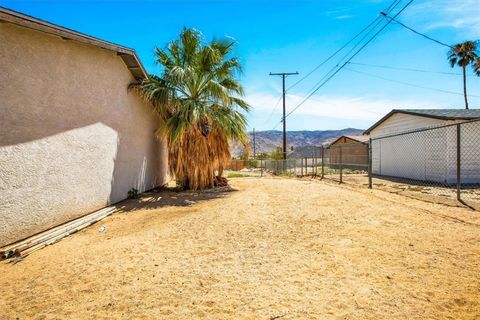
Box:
[1,177,479,319]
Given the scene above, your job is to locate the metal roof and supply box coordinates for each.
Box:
[364,109,480,134]
[0,6,148,80]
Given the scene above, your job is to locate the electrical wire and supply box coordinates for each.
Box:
[344,66,480,98]
[286,16,382,91]
[263,94,283,125]
[276,0,415,127]
[287,0,404,92]
[381,12,452,48]
[347,61,466,76]
[274,0,405,128]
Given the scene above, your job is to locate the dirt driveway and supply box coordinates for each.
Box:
[1,177,479,319]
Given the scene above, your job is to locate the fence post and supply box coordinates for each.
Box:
[321,146,325,179]
[260,159,263,177]
[368,138,372,189]
[456,123,461,201]
[301,156,303,176]
[339,146,343,183]
[308,157,311,176]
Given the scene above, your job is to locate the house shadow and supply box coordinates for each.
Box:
[113,187,238,213]
[0,26,170,246]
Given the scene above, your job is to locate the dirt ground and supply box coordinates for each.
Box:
[1,177,479,319]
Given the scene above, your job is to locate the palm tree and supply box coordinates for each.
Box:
[474,57,480,77]
[447,41,479,109]
[132,28,249,190]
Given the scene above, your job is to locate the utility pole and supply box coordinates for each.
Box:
[252,128,256,159]
[269,72,299,160]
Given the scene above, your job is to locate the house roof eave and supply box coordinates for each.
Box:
[0,6,148,80]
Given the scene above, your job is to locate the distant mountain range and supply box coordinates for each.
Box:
[231,128,365,158]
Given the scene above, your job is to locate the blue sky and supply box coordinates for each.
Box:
[2,0,480,130]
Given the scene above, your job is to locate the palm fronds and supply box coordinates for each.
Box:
[447,41,479,109]
[134,28,249,190]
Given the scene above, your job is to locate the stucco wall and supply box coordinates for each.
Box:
[0,23,169,246]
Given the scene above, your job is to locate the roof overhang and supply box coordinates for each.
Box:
[329,135,369,146]
[0,6,148,80]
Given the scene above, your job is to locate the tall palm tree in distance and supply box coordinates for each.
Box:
[474,57,480,77]
[447,41,479,109]
[133,28,249,190]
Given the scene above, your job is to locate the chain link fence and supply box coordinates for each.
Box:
[226,119,480,209]
[369,119,480,208]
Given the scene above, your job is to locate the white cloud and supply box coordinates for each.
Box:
[407,0,480,38]
[323,7,356,20]
[335,15,354,20]
[246,91,443,122]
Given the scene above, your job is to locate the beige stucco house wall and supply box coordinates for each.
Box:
[0,18,168,246]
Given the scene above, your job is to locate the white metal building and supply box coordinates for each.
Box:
[364,109,480,184]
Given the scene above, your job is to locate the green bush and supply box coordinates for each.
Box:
[127,188,139,199]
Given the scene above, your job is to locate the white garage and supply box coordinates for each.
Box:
[364,109,480,185]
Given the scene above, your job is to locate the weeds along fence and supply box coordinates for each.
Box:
[227,119,480,209]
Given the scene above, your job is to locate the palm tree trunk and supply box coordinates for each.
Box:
[218,164,224,177]
[463,66,469,109]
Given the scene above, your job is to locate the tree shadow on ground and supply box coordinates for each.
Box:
[114,186,238,213]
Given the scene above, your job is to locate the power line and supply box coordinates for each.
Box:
[269,72,299,159]
[288,0,404,93]
[348,61,469,76]
[263,94,283,125]
[279,0,415,125]
[344,66,480,98]
[329,10,399,75]
[286,17,382,91]
[273,0,404,130]
[286,0,404,92]
[381,12,452,48]
[295,17,388,106]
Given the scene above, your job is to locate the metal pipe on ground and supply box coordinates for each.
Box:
[1,206,117,259]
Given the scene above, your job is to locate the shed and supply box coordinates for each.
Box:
[364,109,480,184]
[0,7,169,246]
[328,135,369,170]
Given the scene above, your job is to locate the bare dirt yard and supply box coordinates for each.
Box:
[1,177,479,319]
